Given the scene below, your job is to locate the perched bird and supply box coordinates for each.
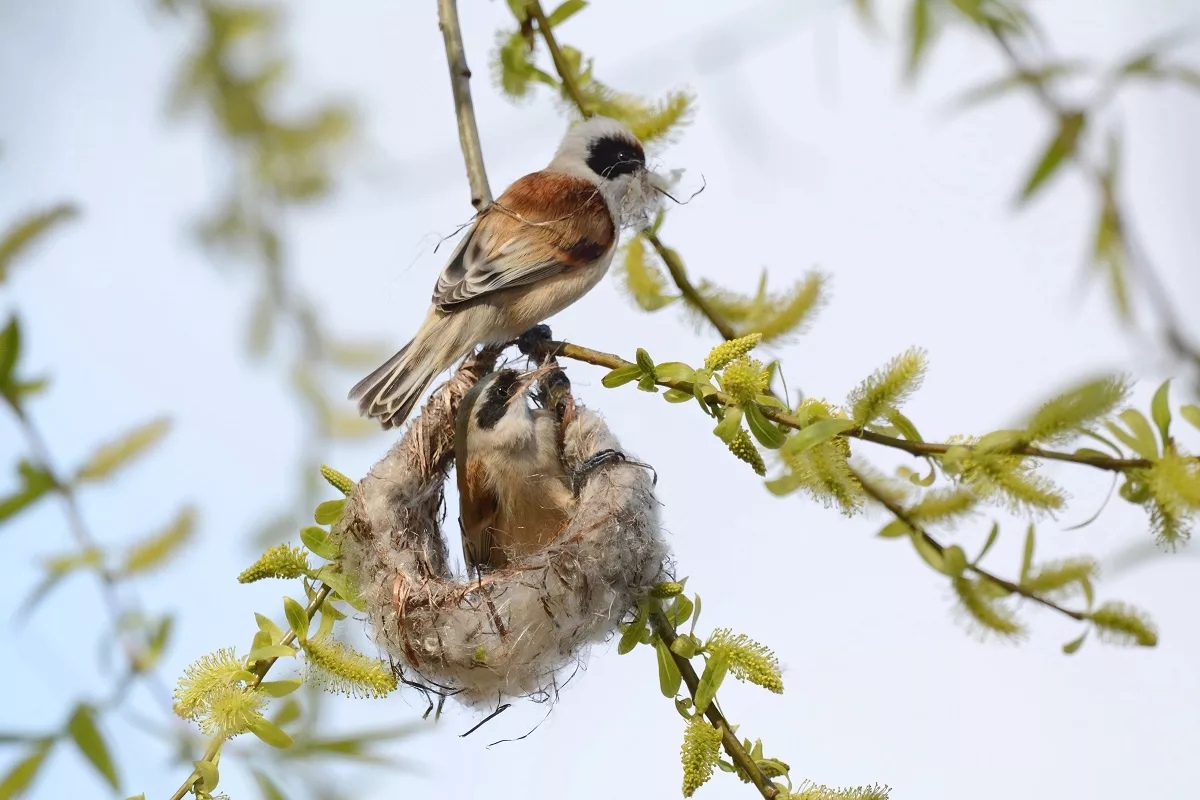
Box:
[454,368,576,572]
[350,115,659,429]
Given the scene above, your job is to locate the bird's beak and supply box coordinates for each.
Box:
[511,362,559,402]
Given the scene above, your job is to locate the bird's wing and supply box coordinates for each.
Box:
[432,171,616,311]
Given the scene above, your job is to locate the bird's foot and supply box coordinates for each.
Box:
[516,324,555,361]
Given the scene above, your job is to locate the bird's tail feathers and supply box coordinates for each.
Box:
[349,313,467,430]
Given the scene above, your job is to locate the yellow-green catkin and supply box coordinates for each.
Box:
[238,544,310,584]
[320,464,355,496]
[173,648,247,722]
[651,581,685,598]
[303,637,397,698]
[681,716,722,797]
[1089,602,1158,647]
[706,629,783,694]
[720,357,769,405]
[728,428,766,476]
[704,333,762,372]
[201,683,267,737]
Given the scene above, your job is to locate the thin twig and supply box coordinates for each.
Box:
[526,0,741,343]
[167,585,333,800]
[538,338,1169,472]
[987,24,1200,375]
[852,468,1087,621]
[438,0,492,208]
[651,610,780,800]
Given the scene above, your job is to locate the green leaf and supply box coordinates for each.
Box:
[1182,404,1200,432]
[712,406,744,444]
[1150,379,1172,446]
[666,594,694,627]
[618,605,647,654]
[655,362,696,383]
[905,0,933,79]
[693,650,729,714]
[744,403,787,449]
[67,705,118,789]
[0,204,80,283]
[300,526,339,560]
[313,499,345,526]
[253,770,287,800]
[259,678,303,698]
[635,348,656,377]
[546,0,587,27]
[950,62,1086,112]
[311,566,366,612]
[601,364,641,388]
[670,635,700,659]
[782,418,857,456]
[255,613,285,643]
[975,522,1000,564]
[1062,631,1087,655]
[249,718,294,749]
[877,520,910,539]
[248,644,298,663]
[909,530,946,574]
[192,760,218,793]
[0,741,52,800]
[1106,409,1159,459]
[663,388,692,403]
[1019,111,1086,204]
[1020,524,1036,583]
[0,317,19,389]
[0,461,55,526]
[283,596,309,641]
[75,418,171,483]
[656,639,682,698]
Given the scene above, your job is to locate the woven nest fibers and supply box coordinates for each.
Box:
[336,351,669,705]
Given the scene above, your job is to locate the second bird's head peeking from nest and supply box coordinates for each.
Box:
[547,116,672,232]
[457,368,541,450]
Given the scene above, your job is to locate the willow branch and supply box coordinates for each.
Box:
[526,0,740,343]
[3,403,177,707]
[540,338,1167,472]
[852,468,1086,621]
[987,24,1200,374]
[651,610,780,800]
[438,0,492,208]
[167,584,333,800]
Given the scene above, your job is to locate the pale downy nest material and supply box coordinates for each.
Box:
[336,350,668,706]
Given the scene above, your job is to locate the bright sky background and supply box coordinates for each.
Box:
[2,1,1199,798]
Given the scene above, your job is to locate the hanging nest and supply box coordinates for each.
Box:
[336,347,669,706]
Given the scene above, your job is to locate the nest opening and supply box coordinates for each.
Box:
[336,348,669,706]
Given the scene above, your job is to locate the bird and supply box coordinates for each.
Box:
[454,367,577,573]
[349,115,657,430]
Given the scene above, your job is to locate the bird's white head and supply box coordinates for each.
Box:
[546,116,663,231]
[462,369,538,452]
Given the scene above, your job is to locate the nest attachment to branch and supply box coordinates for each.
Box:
[337,348,668,706]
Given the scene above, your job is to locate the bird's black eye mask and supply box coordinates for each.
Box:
[475,370,522,430]
[586,134,646,179]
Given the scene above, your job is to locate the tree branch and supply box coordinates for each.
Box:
[167,584,333,800]
[651,610,780,800]
[987,24,1200,377]
[538,338,1165,472]
[525,0,741,343]
[852,468,1087,622]
[438,0,492,208]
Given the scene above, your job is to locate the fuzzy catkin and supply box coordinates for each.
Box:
[336,352,669,706]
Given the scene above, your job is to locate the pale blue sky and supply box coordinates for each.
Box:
[2,1,1199,798]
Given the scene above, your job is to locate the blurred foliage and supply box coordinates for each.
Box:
[150,0,418,796]
[1,205,200,797]
[856,0,1200,392]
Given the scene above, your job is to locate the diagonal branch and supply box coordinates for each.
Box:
[526,0,740,342]
[852,468,1086,622]
[538,338,1165,473]
[438,0,492,208]
[651,610,780,800]
[987,24,1200,377]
